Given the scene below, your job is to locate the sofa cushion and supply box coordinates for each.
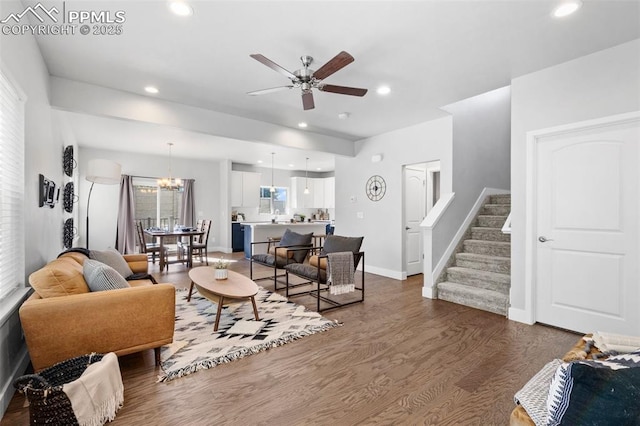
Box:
[278,229,313,263]
[90,248,133,278]
[83,259,130,292]
[29,257,90,298]
[251,253,293,268]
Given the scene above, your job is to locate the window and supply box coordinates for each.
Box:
[0,70,25,301]
[132,177,182,230]
[259,186,287,214]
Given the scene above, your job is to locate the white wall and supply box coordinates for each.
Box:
[335,116,453,279]
[0,0,61,415]
[510,39,640,320]
[78,148,224,252]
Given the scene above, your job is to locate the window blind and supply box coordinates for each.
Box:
[0,70,25,301]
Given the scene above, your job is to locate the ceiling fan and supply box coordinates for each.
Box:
[248,51,368,110]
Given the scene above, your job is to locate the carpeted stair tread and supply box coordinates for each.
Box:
[463,239,510,257]
[446,266,510,292]
[490,194,511,204]
[481,204,511,216]
[438,281,508,316]
[477,215,508,228]
[455,252,511,274]
[470,227,511,242]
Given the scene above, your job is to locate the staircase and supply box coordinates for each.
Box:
[437,194,511,316]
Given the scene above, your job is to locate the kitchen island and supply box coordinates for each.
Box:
[241,222,329,259]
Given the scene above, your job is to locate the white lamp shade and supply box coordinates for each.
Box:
[86,159,121,184]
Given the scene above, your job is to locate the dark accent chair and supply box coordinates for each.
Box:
[250,228,313,289]
[284,235,364,312]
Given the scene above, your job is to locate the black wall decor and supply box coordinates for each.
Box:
[63,218,75,249]
[63,182,77,213]
[39,174,59,208]
[63,145,75,177]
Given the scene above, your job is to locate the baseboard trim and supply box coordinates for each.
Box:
[364,265,404,280]
[508,307,534,325]
[1,345,30,418]
[422,285,436,299]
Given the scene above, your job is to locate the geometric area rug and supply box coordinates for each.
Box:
[157,287,341,382]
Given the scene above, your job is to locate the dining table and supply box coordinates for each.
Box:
[144,228,206,272]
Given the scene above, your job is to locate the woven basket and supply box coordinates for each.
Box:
[14,353,104,426]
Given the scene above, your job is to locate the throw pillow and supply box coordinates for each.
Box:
[278,228,313,263]
[547,351,640,425]
[90,248,133,278]
[83,259,130,292]
[513,358,563,426]
[322,235,364,255]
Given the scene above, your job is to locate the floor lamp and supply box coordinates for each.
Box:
[86,159,121,249]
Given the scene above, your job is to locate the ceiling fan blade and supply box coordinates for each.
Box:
[302,91,315,110]
[247,86,294,96]
[250,54,298,81]
[312,51,354,81]
[319,84,368,97]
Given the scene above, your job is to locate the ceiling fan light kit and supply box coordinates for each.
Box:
[248,51,368,110]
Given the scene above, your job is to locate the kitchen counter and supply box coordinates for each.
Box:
[241,222,328,258]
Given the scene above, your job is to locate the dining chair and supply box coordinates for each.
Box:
[177,219,203,262]
[135,221,166,266]
[179,219,212,266]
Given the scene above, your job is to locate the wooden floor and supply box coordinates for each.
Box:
[2,252,580,425]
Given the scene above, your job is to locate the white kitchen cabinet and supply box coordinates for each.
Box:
[291,176,313,208]
[231,171,260,207]
[324,176,335,208]
[312,178,324,208]
[291,176,334,208]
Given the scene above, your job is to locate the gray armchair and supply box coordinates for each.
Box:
[284,235,364,311]
[250,228,313,290]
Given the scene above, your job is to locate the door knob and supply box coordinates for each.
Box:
[538,236,554,243]
[405,226,410,230]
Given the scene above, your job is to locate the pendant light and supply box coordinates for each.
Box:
[158,142,183,190]
[304,157,310,194]
[269,152,276,193]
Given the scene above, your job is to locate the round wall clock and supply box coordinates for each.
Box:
[366,175,386,201]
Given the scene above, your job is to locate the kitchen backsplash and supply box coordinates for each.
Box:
[233,207,334,222]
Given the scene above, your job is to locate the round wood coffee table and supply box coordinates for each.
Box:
[187,267,260,331]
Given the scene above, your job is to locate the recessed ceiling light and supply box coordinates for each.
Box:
[169,1,193,16]
[257,160,263,164]
[288,164,295,168]
[552,1,581,18]
[316,167,322,171]
[338,112,350,120]
[298,122,308,128]
[376,85,391,95]
[144,86,159,94]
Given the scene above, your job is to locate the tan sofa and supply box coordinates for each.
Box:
[20,251,175,371]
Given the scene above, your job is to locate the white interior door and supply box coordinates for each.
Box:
[404,166,426,276]
[535,119,639,335]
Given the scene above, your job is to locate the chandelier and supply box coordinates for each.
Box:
[158,142,183,190]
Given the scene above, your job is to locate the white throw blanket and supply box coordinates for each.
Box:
[593,331,640,354]
[62,352,124,426]
[327,251,355,295]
